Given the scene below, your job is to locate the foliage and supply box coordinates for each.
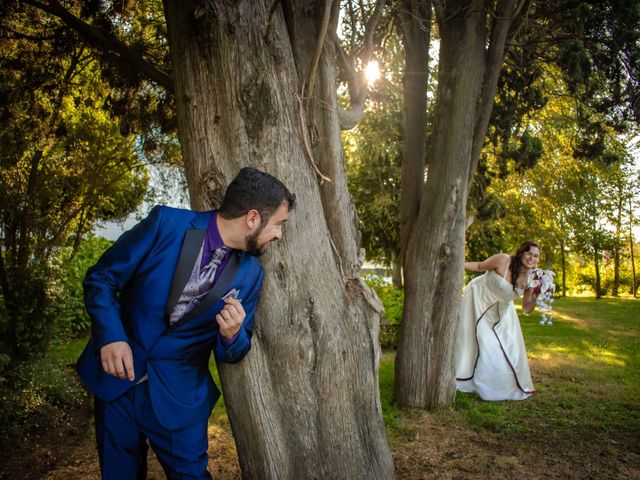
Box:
[467,64,639,298]
[56,235,113,335]
[555,1,640,126]
[0,7,153,360]
[364,275,403,348]
[0,338,89,451]
[344,36,405,267]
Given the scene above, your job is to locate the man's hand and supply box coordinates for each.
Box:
[100,341,135,381]
[216,297,245,340]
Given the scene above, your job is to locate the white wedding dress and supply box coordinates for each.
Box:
[455,270,535,401]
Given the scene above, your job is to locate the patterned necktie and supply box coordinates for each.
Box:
[198,246,229,294]
[169,245,229,325]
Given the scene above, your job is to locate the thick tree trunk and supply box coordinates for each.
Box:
[395,0,519,408]
[395,1,488,408]
[398,0,431,265]
[163,1,394,478]
[295,3,363,279]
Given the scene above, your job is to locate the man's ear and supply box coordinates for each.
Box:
[246,209,261,230]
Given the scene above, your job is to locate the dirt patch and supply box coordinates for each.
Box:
[8,405,638,480]
[3,399,639,479]
[390,408,640,480]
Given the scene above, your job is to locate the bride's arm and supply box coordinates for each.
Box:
[464,253,510,273]
[522,287,538,314]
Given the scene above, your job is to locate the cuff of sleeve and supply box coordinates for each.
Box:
[220,331,240,347]
[92,332,129,354]
[215,328,250,364]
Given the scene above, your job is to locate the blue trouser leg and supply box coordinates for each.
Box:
[94,381,212,480]
[134,382,212,480]
[94,389,148,480]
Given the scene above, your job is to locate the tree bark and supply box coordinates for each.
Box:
[295,1,364,279]
[391,252,403,289]
[397,0,431,266]
[561,240,567,297]
[162,1,393,478]
[394,0,519,408]
[594,244,602,298]
[396,0,488,408]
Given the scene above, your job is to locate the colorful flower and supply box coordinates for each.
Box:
[527,268,556,326]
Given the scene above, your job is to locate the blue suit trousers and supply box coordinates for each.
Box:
[94,382,212,480]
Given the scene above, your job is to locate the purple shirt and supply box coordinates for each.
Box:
[201,211,237,346]
[200,211,232,278]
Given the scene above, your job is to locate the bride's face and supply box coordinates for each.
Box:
[521,247,541,269]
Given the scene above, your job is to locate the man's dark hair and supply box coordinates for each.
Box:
[218,167,296,223]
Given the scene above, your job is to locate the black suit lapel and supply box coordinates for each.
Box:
[165,229,206,321]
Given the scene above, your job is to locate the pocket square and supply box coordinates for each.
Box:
[222,288,241,300]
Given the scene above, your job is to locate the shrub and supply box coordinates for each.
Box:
[0,342,89,451]
[0,267,59,363]
[55,235,112,335]
[364,275,403,349]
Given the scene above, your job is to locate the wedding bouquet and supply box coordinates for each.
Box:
[527,268,556,325]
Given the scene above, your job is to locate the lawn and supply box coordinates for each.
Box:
[5,297,639,479]
[384,296,640,479]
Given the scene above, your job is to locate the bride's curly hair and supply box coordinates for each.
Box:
[509,241,540,291]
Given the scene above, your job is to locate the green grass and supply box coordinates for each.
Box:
[379,352,405,434]
[48,336,90,363]
[381,296,640,451]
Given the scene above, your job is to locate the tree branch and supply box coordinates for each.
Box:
[0,25,56,41]
[23,0,173,92]
[360,0,386,63]
[296,91,332,183]
[336,0,387,130]
[306,0,336,98]
[467,0,521,193]
[335,42,366,129]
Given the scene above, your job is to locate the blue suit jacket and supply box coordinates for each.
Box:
[76,206,264,430]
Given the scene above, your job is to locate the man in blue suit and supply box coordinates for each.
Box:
[77,167,295,479]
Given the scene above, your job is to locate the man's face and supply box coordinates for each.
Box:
[244,203,289,256]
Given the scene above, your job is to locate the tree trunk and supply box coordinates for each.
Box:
[391,253,402,289]
[561,240,567,297]
[395,0,487,408]
[394,0,518,408]
[162,1,393,478]
[630,198,637,298]
[397,0,431,266]
[613,193,623,296]
[594,244,602,299]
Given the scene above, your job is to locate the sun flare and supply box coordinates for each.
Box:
[364,60,381,85]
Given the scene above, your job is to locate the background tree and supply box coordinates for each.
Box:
[0,8,149,360]
[394,0,640,408]
[395,0,524,408]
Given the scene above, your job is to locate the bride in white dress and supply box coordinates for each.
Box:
[455,241,541,401]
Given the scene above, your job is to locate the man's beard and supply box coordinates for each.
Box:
[245,228,265,257]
